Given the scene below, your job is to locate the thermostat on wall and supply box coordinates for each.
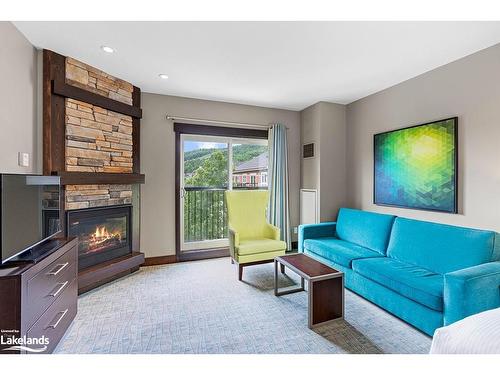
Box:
[18,152,30,167]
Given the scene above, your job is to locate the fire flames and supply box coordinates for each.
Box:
[88,225,122,250]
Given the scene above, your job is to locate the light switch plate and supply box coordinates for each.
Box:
[18,152,30,167]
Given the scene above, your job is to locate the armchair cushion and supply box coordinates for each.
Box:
[238,249,286,264]
[236,238,286,256]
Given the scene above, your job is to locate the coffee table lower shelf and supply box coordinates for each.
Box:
[274,254,344,329]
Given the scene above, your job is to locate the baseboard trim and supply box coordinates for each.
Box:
[143,255,177,266]
[178,247,229,262]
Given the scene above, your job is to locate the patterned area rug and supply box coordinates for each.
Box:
[56,257,431,354]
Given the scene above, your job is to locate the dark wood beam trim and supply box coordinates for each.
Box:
[132,86,141,173]
[43,50,66,175]
[57,172,145,185]
[175,131,181,261]
[142,255,177,267]
[173,122,268,139]
[52,80,143,119]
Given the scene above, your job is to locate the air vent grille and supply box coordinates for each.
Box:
[303,143,315,158]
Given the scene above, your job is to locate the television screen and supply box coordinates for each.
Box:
[374,117,458,213]
[1,174,61,264]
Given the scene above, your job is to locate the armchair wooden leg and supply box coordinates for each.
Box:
[280,264,285,274]
[238,264,243,281]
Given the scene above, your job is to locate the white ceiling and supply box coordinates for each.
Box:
[14,21,500,111]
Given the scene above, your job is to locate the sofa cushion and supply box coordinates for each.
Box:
[336,208,396,255]
[236,239,286,256]
[352,257,444,311]
[303,237,383,268]
[387,217,496,274]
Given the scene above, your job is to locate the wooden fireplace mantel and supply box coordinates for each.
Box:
[56,171,145,185]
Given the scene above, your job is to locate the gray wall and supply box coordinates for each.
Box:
[318,102,347,222]
[300,104,320,190]
[346,43,500,231]
[301,102,347,222]
[140,93,301,258]
[0,22,39,174]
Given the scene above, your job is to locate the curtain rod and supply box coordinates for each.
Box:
[166,115,288,130]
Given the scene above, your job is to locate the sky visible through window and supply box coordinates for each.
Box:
[184,141,227,152]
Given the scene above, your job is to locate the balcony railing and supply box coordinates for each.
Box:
[184,187,227,242]
[232,182,267,189]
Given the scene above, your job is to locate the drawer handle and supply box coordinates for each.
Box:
[49,281,69,297]
[47,262,69,276]
[47,309,69,329]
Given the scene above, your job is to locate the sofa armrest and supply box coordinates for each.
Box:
[298,222,336,252]
[444,261,500,325]
[264,223,281,241]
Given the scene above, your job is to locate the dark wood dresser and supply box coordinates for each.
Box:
[0,238,78,354]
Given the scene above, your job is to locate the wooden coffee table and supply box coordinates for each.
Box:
[274,253,344,329]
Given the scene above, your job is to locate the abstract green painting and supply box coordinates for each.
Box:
[374,118,457,213]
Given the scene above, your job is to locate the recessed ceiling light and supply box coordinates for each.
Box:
[101,45,115,53]
[159,74,169,80]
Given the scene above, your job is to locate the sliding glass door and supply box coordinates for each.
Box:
[181,135,229,251]
[180,134,268,254]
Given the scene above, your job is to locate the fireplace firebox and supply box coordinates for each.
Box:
[67,205,132,270]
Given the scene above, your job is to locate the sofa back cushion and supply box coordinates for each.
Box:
[387,217,497,274]
[336,208,396,254]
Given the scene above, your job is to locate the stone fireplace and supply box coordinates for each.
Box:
[65,184,132,210]
[43,49,145,293]
[64,57,135,209]
[67,205,132,271]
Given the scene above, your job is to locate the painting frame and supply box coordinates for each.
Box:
[373,117,458,214]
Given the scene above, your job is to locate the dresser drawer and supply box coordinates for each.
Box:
[26,245,77,328]
[26,278,77,354]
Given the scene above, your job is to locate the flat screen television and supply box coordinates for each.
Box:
[0,174,62,264]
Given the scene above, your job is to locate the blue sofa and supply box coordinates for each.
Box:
[298,208,500,335]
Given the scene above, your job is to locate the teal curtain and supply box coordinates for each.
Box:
[268,123,291,251]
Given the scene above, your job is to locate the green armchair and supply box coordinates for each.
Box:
[225,190,287,280]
